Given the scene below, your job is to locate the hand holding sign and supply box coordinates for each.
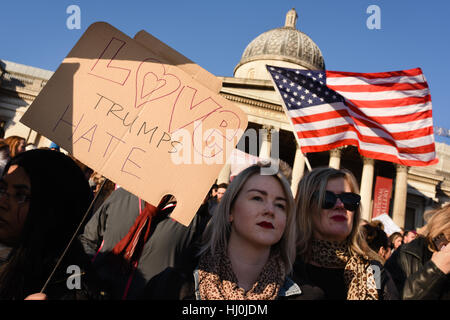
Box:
[20,22,247,226]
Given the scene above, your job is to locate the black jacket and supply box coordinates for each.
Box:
[79,187,210,299]
[292,256,399,300]
[0,239,109,300]
[44,241,110,300]
[384,236,449,300]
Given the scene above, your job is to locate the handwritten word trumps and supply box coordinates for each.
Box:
[21,22,247,226]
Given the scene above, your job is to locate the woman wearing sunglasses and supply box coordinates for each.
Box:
[292,167,398,300]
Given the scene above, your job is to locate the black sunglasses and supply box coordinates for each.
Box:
[313,190,361,212]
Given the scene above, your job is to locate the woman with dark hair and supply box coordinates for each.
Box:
[362,221,392,263]
[0,149,104,299]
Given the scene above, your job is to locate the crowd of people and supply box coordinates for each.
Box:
[0,135,448,300]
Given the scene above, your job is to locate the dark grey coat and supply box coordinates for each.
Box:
[79,187,210,299]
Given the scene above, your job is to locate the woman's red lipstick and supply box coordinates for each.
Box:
[330,215,347,222]
[257,221,274,229]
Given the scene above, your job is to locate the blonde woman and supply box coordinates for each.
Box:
[293,167,398,300]
[4,136,25,158]
[385,204,450,299]
[145,164,313,300]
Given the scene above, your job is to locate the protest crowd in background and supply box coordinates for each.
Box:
[0,134,448,301]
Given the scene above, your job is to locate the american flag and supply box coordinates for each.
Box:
[267,65,437,167]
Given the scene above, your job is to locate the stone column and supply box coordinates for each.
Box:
[259,125,273,159]
[329,147,342,169]
[26,129,39,145]
[360,157,375,221]
[291,146,306,197]
[217,163,231,184]
[392,164,408,228]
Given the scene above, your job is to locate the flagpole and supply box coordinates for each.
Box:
[303,153,312,171]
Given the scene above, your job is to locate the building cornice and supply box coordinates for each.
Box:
[0,87,36,102]
[407,170,444,186]
[219,92,283,112]
[219,77,275,90]
[234,54,323,75]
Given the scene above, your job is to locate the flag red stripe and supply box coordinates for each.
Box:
[328,81,428,93]
[293,109,433,139]
[326,68,423,79]
[299,139,358,153]
[358,149,437,166]
[298,123,434,142]
[366,109,432,124]
[388,127,433,140]
[346,103,431,130]
[291,109,349,124]
[298,124,434,153]
[344,95,431,108]
[301,143,438,167]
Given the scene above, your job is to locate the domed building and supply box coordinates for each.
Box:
[216,8,450,230]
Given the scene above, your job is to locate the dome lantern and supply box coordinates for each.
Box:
[285,8,298,29]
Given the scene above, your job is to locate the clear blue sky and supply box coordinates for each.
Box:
[1,0,449,143]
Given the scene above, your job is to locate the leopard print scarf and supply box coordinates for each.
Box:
[310,239,378,300]
[197,247,285,300]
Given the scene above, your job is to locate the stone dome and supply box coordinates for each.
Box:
[234,9,325,77]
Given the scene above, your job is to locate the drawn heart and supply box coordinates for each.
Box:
[135,58,181,109]
[140,73,166,98]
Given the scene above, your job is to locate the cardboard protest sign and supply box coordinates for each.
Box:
[133,30,222,94]
[20,22,247,226]
[229,148,260,180]
[372,214,402,236]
